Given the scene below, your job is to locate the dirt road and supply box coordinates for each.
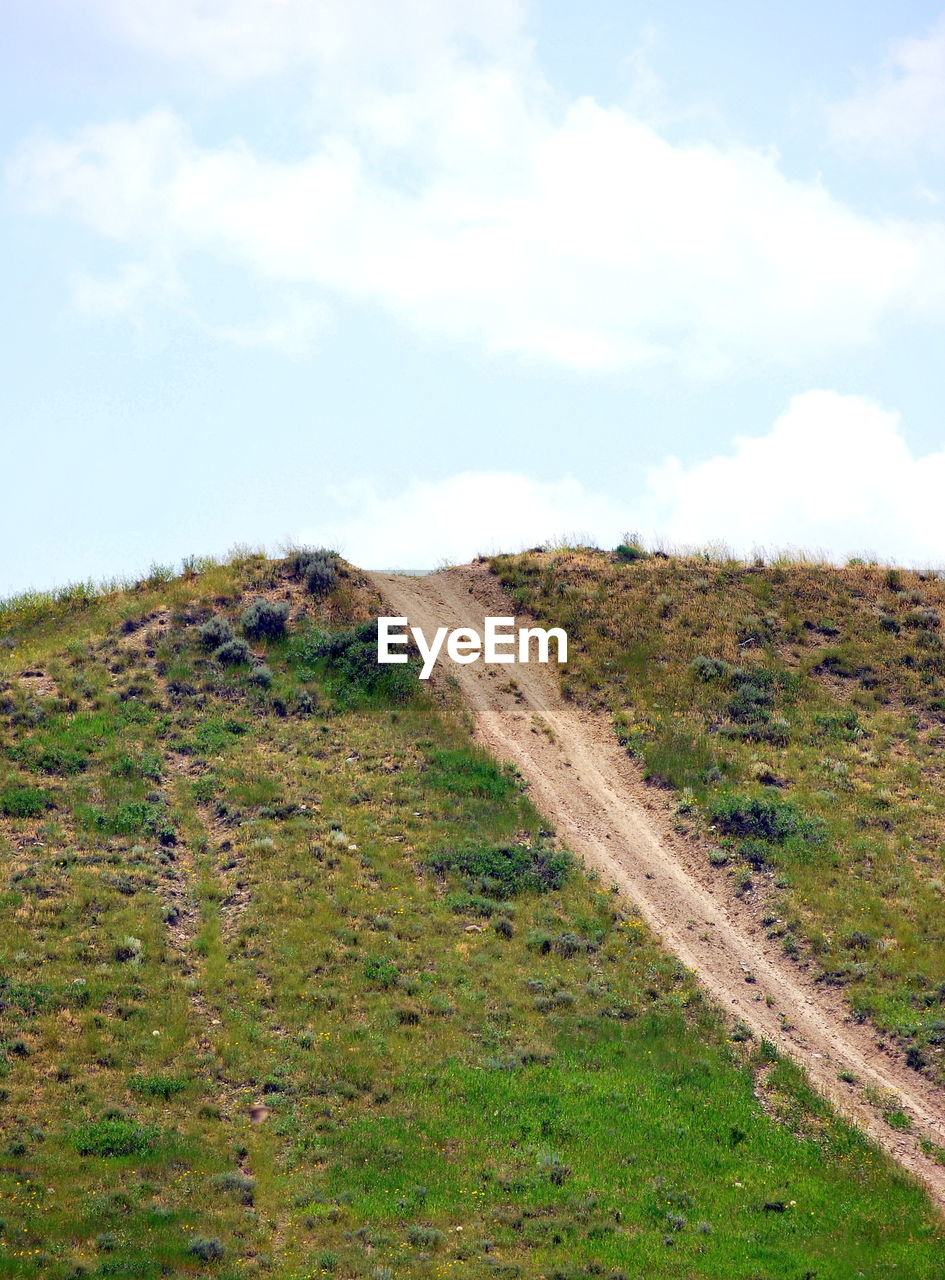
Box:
[370,563,945,1209]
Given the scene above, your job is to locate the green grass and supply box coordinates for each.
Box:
[0,554,941,1277]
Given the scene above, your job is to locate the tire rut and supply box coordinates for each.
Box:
[370,563,945,1211]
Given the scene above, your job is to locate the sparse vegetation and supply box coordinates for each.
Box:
[492,545,945,1082]
[0,550,941,1277]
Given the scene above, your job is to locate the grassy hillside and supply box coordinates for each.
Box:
[0,551,942,1279]
[492,547,945,1090]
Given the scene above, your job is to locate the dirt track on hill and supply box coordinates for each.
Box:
[370,563,945,1210]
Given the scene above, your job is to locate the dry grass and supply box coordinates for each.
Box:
[0,552,941,1277]
[492,547,945,1081]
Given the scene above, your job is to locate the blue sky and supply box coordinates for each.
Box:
[3,1,945,593]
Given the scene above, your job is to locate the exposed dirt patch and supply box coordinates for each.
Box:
[371,563,945,1211]
[15,669,58,698]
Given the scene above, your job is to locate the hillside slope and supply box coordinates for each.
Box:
[491,549,945,1063]
[374,563,945,1206]
[0,551,942,1279]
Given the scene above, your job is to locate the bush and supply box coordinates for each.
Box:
[214,637,252,666]
[241,598,290,640]
[188,1237,225,1262]
[0,786,54,818]
[905,607,941,630]
[691,656,730,681]
[727,683,774,724]
[615,542,648,563]
[198,616,234,649]
[446,892,497,917]
[291,621,417,702]
[84,801,168,839]
[287,546,338,591]
[305,561,336,596]
[300,550,339,597]
[843,930,871,951]
[129,1075,186,1100]
[737,615,773,646]
[363,954,400,988]
[407,1226,445,1249]
[247,664,273,688]
[74,1117,158,1157]
[740,840,774,870]
[427,844,572,897]
[553,932,597,957]
[708,792,825,846]
[212,1171,255,1204]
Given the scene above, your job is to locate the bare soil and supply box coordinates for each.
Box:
[370,563,945,1210]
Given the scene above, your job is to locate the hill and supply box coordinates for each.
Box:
[0,550,942,1279]
[491,547,945,1080]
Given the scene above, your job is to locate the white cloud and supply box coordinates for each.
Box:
[643,389,945,564]
[13,92,945,374]
[10,1,945,371]
[319,393,945,567]
[318,473,629,568]
[829,16,945,156]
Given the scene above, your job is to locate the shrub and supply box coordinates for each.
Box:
[690,656,730,681]
[0,786,54,818]
[904,608,940,630]
[113,935,143,963]
[553,931,598,957]
[247,664,273,688]
[287,546,338,592]
[212,1171,255,1204]
[304,551,339,597]
[446,892,497,917]
[74,1117,158,1157]
[26,744,88,775]
[84,801,167,839]
[727,683,773,724]
[188,1237,225,1262]
[708,793,824,846]
[198,616,234,649]
[241,598,291,640]
[292,621,417,702]
[129,1075,186,1100]
[427,844,572,897]
[906,1046,926,1071]
[737,616,773,646]
[843,930,871,952]
[740,840,774,870]
[363,954,400,988]
[814,711,863,742]
[407,1226,445,1249]
[214,637,252,666]
[615,542,648,563]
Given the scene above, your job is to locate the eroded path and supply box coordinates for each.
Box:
[371,563,945,1209]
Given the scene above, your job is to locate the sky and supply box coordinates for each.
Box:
[3,0,945,593]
